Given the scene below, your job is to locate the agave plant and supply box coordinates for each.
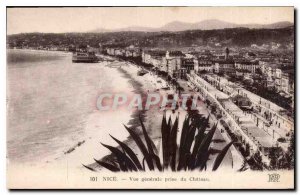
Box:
[83,112,233,172]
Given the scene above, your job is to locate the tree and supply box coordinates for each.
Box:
[211,104,217,114]
[245,143,250,156]
[269,147,280,169]
[248,151,264,170]
[285,132,295,169]
[255,68,263,75]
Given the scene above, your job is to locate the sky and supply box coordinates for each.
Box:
[7,7,294,35]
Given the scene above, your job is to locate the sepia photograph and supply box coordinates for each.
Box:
[6,6,295,189]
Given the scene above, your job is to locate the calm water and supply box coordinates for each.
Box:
[7,49,125,165]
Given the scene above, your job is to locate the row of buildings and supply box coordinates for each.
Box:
[187,72,291,165]
[106,46,142,58]
[106,47,293,95]
[105,45,294,167]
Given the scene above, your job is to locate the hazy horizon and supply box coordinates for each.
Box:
[7,7,294,35]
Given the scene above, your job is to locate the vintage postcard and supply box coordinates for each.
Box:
[6,7,295,189]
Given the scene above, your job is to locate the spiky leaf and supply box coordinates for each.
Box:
[195,123,217,168]
[124,125,154,170]
[212,141,233,171]
[93,159,120,172]
[110,134,143,170]
[169,116,178,171]
[139,115,156,156]
[82,164,96,172]
[101,143,137,171]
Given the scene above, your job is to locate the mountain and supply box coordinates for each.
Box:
[90,19,293,32]
[160,19,239,31]
[159,21,196,31]
[90,26,156,33]
[9,26,294,50]
[246,21,295,29]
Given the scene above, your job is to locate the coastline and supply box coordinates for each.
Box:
[7,56,140,170]
[7,50,154,170]
[32,59,164,171]
[88,62,166,170]
[7,50,241,172]
[83,60,240,171]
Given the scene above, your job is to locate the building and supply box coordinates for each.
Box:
[125,47,142,58]
[213,59,235,75]
[106,48,115,55]
[281,73,289,94]
[274,68,282,79]
[132,49,142,57]
[150,55,164,68]
[265,67,274,78]
[125,50,133,57]
[165,51,185,78]
[142,50,166,66]
[114,48,125,56]
[244,52,257,59]
[181,58,194,74]
[142,51,152,64]
[235,60,260,74]
[194,56,213,73]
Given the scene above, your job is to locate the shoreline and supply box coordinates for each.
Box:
[7,58,137,169]
[7,52,153,170]
[87,58,243,171]
[7,51,241,172]
[88,62,163,170]
[7,48,72,54]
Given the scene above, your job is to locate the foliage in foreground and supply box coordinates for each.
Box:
[83,113,233,172]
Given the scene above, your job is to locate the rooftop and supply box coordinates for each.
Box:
[145,50,166,56]
[168,51,185,57]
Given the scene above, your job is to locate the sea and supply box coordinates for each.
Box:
[7,49,133,167]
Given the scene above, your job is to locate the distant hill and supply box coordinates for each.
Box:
[8,27,294,49]
[90,26,156,33]
[90,19,294,32]
[242,21,295,29]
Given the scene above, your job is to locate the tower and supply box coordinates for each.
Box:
[225,47,229,60]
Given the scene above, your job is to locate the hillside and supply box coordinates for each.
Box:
[7,27,294,49]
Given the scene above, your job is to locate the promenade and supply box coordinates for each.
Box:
[187,72,278,165]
